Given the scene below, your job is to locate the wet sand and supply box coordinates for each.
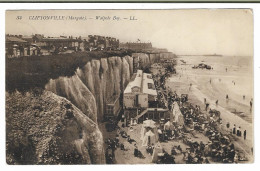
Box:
[166,56,254,162]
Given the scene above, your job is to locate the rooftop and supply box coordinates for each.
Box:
[124,70,143,94]
[6,36,27,43]
[142,73,157,96]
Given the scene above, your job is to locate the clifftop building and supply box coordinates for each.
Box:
[119,42,152,51]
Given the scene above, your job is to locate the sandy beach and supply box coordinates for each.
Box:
[166,55,254,162]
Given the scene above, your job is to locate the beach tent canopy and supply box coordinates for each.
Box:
[142,130,157,147]
[143,119,156,128]
[164,121,174,131]
[171,101,184,126]
[152,143,163,163]
[141,120,159,142]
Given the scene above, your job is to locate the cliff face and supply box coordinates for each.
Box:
[46,56,133,122]
[6,91,105,164]
[45,53,161,122]
[6,52,170,164]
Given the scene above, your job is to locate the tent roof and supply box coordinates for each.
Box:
[143,120,156,128]
[164,121,172,126]
[124,70,143,94]
[145,130,155,136]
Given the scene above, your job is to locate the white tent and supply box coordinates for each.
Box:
[164,121,174,131]
[141,120,158,142]
[142,130,157,147]
[152,143,163,163]
[143,119,156,128]
[171,101,184,126]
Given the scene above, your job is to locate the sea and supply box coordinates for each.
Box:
[175,55,253,123]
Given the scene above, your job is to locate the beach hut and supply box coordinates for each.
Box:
[152,143,163,163]
[142,130,157,146]
[171,101,184,126]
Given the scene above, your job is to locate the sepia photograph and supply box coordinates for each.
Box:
[5,9,254,164]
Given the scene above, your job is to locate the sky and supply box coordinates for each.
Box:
[6,9,253,56]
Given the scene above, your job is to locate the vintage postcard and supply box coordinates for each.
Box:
[5,9,253,164]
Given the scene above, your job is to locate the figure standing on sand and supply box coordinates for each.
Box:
[250,99,253,110]
[226,122,230,129]
[233,124,236,134]
[210,78,211,84]
[215,100,218,106]
[204,98,207,104]
[237,126,241,136]
[226,68,228,72]
[243,95,245,100]
[226,94,229,100]
[244,130,247,140]
[205,103,209,111]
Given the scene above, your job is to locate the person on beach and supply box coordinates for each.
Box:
[226,95,229,100]
[205,103,209,111]
[243,95,245,100]
[226,68,228,72]
[237,127,240,136]
[226,122,230,129]
[210,79,211,84]
[233,124,236,134]
[204,98,207,104]
[244,130,247,140]
[250,99,253,109]
[216,100,218,106]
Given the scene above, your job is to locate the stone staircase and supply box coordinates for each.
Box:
[134,108,148,120]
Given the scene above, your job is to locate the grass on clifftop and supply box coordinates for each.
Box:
[6,50,134,93]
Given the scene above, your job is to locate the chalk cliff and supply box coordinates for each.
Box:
[6,52,172,164]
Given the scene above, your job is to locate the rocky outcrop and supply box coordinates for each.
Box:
[6,91,105,164]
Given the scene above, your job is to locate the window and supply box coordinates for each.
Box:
[106,105,114,115]
[147,75,152,79]
[148,83,155,89]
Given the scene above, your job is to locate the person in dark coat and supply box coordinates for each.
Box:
[244,130,247,140]
[233,124,236,134]
[226,122,230,129]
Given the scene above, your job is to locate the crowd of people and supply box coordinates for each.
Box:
[104,60,249,164]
